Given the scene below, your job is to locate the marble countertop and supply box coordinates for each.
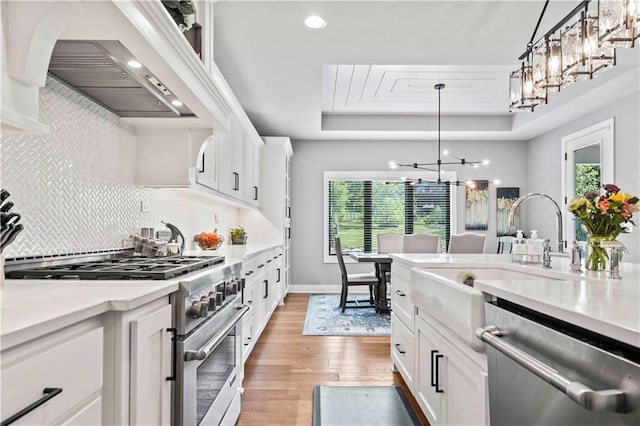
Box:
[390,253,640,348]
[1,243,283,350]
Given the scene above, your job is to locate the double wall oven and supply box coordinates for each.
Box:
[5,251,249,425]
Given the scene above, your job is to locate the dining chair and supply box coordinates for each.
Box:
[496,236,516,254]
[448,233,487,254]
[402,233,441,253]
[334,236,378,312]
[377,233,404,254]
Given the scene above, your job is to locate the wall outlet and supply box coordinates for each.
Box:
[214,214,219,224]
[141,201,150,213]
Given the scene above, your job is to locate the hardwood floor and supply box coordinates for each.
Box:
[238,293,430,426]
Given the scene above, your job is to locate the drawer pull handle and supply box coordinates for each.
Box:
[394,343,406,354]
[395,289,406,297]
[1,387,63,426]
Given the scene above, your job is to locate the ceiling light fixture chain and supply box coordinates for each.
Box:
[389,83,493,187]
[510,0,638,112]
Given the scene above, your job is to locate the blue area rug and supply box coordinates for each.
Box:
[302,294,390,336]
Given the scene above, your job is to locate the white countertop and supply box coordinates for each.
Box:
[390,253,640,348]
[0,278,179,350]
[1,244,282,350]
[184,242,282,262]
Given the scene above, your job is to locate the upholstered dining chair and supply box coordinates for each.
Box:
[496,236,516,254]
[334,236,378,312]
[448,233,487,254]
[402,233,441,253]
[377,233,404,254]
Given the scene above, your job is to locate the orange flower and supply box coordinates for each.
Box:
[598,199,610,215]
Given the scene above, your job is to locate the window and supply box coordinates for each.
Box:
[324,171,456,261]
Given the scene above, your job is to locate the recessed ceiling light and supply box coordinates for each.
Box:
[171,100,183,107]
[127,60,142,68]
[305,15,327,29]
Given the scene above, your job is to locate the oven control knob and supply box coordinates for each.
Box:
[187,301,208,318]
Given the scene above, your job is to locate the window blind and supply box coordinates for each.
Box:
[328,179,451,255]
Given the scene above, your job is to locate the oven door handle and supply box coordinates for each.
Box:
[476,325,628,413]
[185,305,250,362]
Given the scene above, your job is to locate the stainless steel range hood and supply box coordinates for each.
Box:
[48,40,195,118]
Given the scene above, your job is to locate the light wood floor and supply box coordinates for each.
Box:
[238,293,430,426]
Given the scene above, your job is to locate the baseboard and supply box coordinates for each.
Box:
[289,284,371,294]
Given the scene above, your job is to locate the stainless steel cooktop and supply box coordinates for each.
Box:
[5,255,225,280]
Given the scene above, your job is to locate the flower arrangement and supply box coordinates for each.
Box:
[568,184,638,270]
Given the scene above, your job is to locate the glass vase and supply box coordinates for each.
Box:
[585,235,615,271]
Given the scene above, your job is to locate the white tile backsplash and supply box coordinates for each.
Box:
[1,78,238,258]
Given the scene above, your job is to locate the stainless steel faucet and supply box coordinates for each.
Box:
[508,193,565,254]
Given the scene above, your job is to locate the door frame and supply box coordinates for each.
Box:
[561,118,615,245]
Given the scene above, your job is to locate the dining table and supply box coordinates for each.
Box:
[348,252,392,313]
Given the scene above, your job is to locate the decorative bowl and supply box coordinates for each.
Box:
[193,233,224,250]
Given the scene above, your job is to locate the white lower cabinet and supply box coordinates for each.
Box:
[106,296,174,425]
[0,322,104,426]
[128,304,173,425]
[414,312,488,426]
[240,247,283,361]
[391,313,414,391]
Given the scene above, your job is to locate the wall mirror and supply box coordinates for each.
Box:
[561,118,614,246]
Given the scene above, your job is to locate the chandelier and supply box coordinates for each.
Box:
[389,83,490,185]
[510,0,639,112]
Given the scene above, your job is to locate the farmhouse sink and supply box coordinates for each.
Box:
[410,267,569,352]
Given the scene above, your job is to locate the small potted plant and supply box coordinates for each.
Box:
[230,226,247,245]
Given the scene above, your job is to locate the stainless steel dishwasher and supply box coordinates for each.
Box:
[477,300,640,425]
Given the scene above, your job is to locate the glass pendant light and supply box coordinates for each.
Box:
[599,0,639,47]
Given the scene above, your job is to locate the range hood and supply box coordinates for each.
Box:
[48,40,195,118]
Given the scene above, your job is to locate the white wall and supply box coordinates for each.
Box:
[289,139,528,288]
[1,77,241,258]
[527,92,640,262]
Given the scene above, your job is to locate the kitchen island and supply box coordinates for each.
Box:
[387,253,640,426]
[391,253,640,347]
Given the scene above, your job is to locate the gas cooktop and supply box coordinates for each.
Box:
[5,255,225,280]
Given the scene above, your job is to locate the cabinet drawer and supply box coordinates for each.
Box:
[391,268,413,329]
[1,327,103,425]
[391,313,415,391]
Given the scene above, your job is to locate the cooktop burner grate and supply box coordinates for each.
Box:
[6,255,225,280]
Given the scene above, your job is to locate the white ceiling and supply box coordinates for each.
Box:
[212,0,640,141]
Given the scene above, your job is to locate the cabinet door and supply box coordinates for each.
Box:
[244,139,259,205]
[440,336,489,426]
[415,316,445,426]
[232,119,245,200]
[217,129,235,196]
[195,134,219,190]
[130,304,173,426]
[391,313,414,391]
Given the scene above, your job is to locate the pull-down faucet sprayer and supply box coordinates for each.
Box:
[508,193,565,254]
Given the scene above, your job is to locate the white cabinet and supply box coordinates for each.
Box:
[231,118,246,200]
[106,296,174,426]
[261,137,293,298]
[129,304,173,425]
[390,262,416,393]
[244,136,261,207]
[414,310,489,426]
[390,263,414,329]
[195,134,219,190]
[0,322,104,425]
[240,246,283,361]
[391,312,414,390]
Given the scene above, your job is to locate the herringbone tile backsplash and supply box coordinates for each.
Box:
[1,78,237,258]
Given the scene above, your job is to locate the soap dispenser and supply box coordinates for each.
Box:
[512,230,527,263]
[527,230,544,263]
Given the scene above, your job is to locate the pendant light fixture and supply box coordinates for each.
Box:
[510,0,638,112]
[389,83,490,185]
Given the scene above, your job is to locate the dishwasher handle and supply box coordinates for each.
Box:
[476,325,628,413]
